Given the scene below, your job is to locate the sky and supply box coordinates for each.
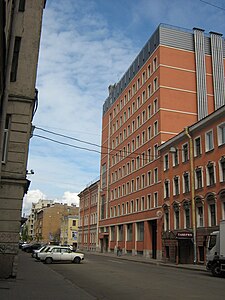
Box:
[22,0,225,215]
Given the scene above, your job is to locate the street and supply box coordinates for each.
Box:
[46,253,225,300]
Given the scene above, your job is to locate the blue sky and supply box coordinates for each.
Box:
[23,0,225,214]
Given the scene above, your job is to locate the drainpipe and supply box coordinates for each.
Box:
[185,127,197,264]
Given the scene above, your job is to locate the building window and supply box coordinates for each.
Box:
[196,205,204,227]
[164,154,169,171]
[127,224,133,241]
[153,121,158,136]
[205,130,214,152]
[148,84,152,98]
[153,77,158,91]
[141,197,145,211]
[219,157,225,182]
[173,203,180,229]
[19,0,26,12]
[173,176,179,196]
[131,200,134,212]
[183,201,190,229]
[154,168,158,183]
[153,57,157,71]
[164,208,169,231]
[218,123,225,146]
[164,180,170,198]
[118,225,123,241]
[183,172,190,193]
[154,192,158,207]
[194,137,201,157]
[1,115,10,163]
[172,148,179,167]
[147,195,151,209]
[148,104,152,119]
[153,98,158,114]
[182,143,189,162]
[209,203,216,227]
[136,198,139,211]
[207,162,215,186]
[10,37,21,82]
[136,222,144,241]
[195,168,203,190]
[147,171,151,186]
[110,226,115,241]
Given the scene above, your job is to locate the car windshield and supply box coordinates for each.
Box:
[208,234,217,250]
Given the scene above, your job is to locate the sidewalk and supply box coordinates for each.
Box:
[0,251,96,300]
[84,250,207,273]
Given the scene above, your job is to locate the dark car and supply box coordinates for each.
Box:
[22,242,42,253]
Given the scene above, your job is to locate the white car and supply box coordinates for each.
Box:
[39,246,84,264]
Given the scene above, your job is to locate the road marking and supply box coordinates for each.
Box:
[107,259,124,264]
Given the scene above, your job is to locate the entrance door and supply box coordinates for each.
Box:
[178,239,193,264]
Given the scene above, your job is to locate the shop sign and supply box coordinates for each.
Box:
[176,232,193,239]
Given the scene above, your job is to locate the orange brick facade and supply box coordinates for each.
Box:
[78,181,99,251]
[159,106,225,264]
[99,24,225,261]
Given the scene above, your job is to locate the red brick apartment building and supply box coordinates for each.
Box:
[78,180,100,251]
[99,24,225,261]
[159,105,225,264]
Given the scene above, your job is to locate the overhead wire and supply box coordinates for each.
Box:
[34,126,159,162]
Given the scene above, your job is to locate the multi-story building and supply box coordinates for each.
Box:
[99,24,225,260]
[60,215,79,249]
[158,104,225,264]
[78,180,99,251]
[0,0,45,278]
[34,203,79,244]
[26,199,54,240]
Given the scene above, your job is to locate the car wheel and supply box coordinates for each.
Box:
[211,263,221,277]
[73,257,81,264]
[45,257,53,264]
[25,248,30,253]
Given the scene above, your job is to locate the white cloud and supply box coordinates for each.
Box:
[23,189,46,216]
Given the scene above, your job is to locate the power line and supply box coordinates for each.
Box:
[199,0,225,11]
[33,133,159,162]
[34,126,157,160]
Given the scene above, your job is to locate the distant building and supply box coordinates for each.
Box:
[100,24,225,260]
[0,0,45,278]
[60,215,79,249]
[26,199,54,240]
[78,180,100,251]
[34,203,79,244]
[158,104,225,264]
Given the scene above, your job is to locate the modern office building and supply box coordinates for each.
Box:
[78,180,100,251]
[99,24,225,260]
[0,0,45,278]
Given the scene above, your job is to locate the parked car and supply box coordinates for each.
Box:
[22,242,42,253]
[39,246,84,264]
[32,245,48,258]
[37,245,69,261]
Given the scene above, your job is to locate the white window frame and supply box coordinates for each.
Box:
[205,129,214,152]
[217,122,225,146]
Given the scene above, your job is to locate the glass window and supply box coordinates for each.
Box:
[164,180,169,198]
[207,163,215,186]
[218,123,225,146]
[182,143,189,162]
[173,176,179,195]
[194,137,201,157]
[196,206,204,227]
[172,148,179,167]
[195,168,203,189]
[164,154,169,171]
[127,224,132,241]
[205,130,214,152]
[209,203,216,226]
[219,157,225,182]
[183,172,190,193]
[136,222,144,241]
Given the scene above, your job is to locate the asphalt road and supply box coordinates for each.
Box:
[46,253,225,300]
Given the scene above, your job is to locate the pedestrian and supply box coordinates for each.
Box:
[117,245,121,256]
